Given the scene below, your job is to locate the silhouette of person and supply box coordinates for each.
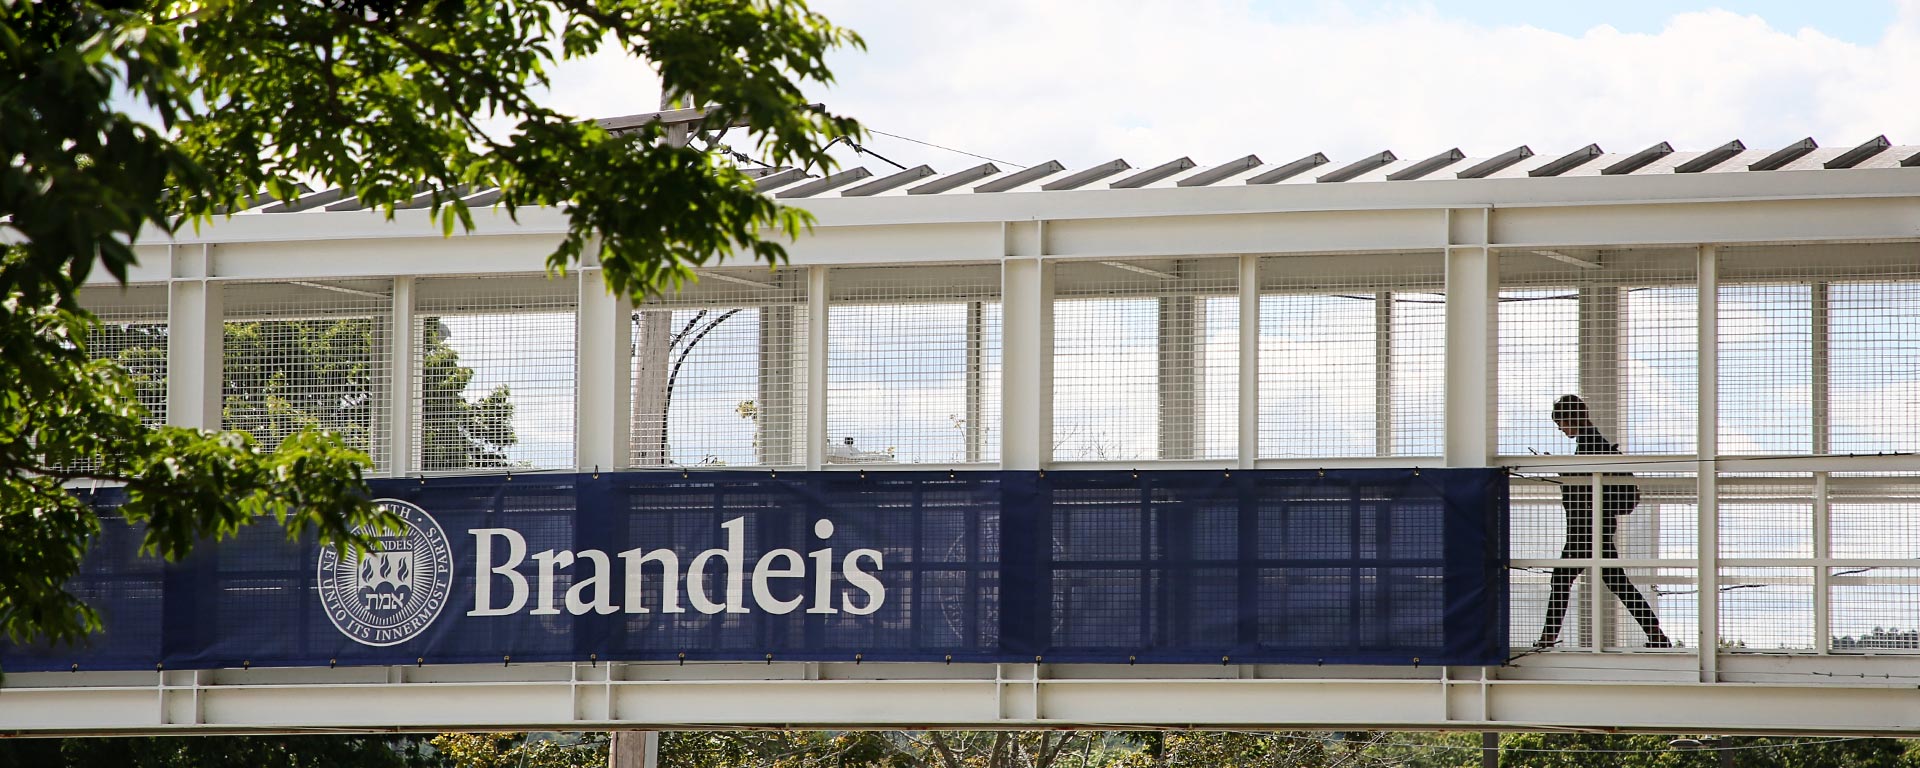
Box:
[1538,394,1671,649]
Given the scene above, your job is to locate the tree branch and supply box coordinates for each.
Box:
[929,733,966,768]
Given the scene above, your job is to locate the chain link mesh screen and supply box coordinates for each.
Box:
[1052,258,1238,462]
[415,275,578,472]
[827,265,1001,465]
[1496,249,1697,457]
[632,268,808,468]
[1256,252,1445,459]
[223,279,393,473]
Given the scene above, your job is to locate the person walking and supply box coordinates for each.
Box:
[1538,394,1672,649]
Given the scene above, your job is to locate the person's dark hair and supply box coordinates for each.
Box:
[1552,394,1592,428]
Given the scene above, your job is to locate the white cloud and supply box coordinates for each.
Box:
[758,0,1920,170]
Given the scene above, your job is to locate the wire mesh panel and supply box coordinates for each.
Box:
[1256,252,1444,459]
[1509,472,1696,650]
[1831,567,1920,652]
[1828,251,1920,454]
[1831,474,1920,559]
[1713,476,1815,652]
[1717,243,1920,455]
[1828,473,1920,653]
[223,280,393,473]
[1609,566,1698,651]
[827,265,1001,465]
[57,284,173,474]
[1496,249,1697,457]
[1719,567,1815,651]
[632,268,808,468]
[1052,258,1237,462]
[1717,277,1812,455]
[1713,244,1913,455]
[77,283,170,427]
[415,275,577,472]
[1718,475,1813,559]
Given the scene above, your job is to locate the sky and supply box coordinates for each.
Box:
[538,0,1920,173]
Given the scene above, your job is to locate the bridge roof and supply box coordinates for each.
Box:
[228,135,1920,214]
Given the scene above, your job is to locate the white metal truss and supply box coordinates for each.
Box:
[14,143,1920,735]
[13,655,1920,736]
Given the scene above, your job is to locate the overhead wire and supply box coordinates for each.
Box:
[864,128,1027,169]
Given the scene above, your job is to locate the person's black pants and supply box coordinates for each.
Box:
[1541,503,1663,641]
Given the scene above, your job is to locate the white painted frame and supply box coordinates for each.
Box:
[20,166,1920,735]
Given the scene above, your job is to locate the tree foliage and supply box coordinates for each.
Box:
[9,731,1920,768]
[430,733,607,768]
[1499,733,1920,768]
[418,318,518,470]
[0,263,383,645]
[657,731,1122,768]
[0,734,440,768]
[0,0,859,647]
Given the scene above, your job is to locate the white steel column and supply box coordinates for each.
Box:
[1001,257,1049,470]
[965,301,986,463]
[1811,281,1831,457]
[1156,284,1197,461]
[1813,471,1831,654]
[1589,472,1607,652]
[1697,244,1720,681]
[1238,254,1259,469]
[1810,280,1831,654]
[167,244,222,432]
[757,306,799,465]
[805,266,828,471]
[1444,241,1495,466]
[577,268,634,472]
[387,277,415,475]
[1578,287,1622,438]
[1374,291,1394,457]
[1579,284,1622,649]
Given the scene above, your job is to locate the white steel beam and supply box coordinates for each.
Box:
[108,195,1920,283]
[13,658,1920,736]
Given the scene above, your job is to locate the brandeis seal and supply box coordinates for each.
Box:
[316,499,455,647]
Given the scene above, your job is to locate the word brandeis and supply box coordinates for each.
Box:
[467,518,886,617]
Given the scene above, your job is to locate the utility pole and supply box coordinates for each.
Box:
[1481,732,1499,768]
[608,731,659,768]
[629,88,695,467]
[607,89,679,768]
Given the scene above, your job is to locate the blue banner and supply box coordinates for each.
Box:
[4,469,1508,671]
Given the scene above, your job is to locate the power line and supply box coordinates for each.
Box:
[865,128,1027,169]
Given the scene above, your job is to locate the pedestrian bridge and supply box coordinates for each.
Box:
[8,135,1920,736]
